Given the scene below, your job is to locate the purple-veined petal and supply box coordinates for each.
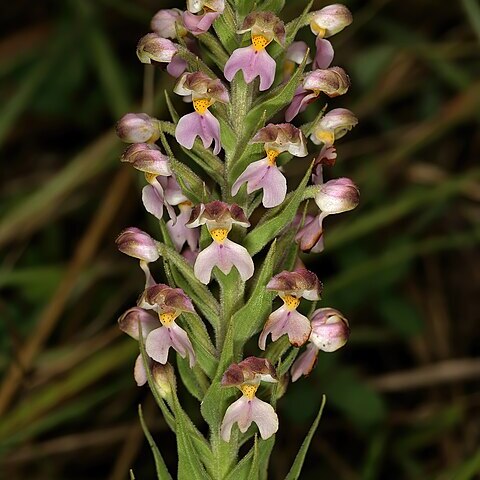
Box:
[232,158,287,208]
[258,305,311,350]
[167,55,188,78]
[220,395,278,441]
[224,46,276,91]
[145,326,174,364]
[183,11,220,35]
[175,110,221,154]
[194,241,221,284]
[134,354,150,386]
[291,343,319,382]
[170,322,196,367]
[249,396,279,440]
[220,238,254,281]
[313,37,334,69]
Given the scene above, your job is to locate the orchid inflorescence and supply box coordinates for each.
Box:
[115,1,358,478]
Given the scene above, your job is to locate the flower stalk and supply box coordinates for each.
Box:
[114,1,359,478]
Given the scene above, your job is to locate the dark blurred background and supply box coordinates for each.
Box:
[1,0,480,479]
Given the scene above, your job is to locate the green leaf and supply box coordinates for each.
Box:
[157,243,221,330]
[224,437,256,480]
[169,157,211,204]
[213,2,238,53]
[244,51,308,138]
[182,313,218,378]
[172,394,213,480]
[176,354,208,401]
[177,44,218,79]
[200,319,236,429]
[269,1,314,59]
[233,241,277,346]
[244,161,313,256]
[259,0,286,14]
[198,32,230,67]
[165,90,180,123]
[284,395,327,480]
[138,404,173,480]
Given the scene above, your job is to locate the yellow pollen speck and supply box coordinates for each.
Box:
[159,312,177,326]
[193,98,213,114]
[252,34,270,51]
[266,149,279,166]
[210,228,229,243]
[145,172,157,184]
[282,294,300,311]
[315,129,335,145]
[240,384,258,399]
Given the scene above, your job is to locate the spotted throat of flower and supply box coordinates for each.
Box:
[144,172,158,184]
[240,383,258,400]
[252,34,271,52]
[159,311,178,326]
[281,294,301,311]
[266,149,280,166]
[210,227,229,244]
[193,98,214,115]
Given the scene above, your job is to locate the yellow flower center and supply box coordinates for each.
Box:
[193,98,213,114]
[282,294,301,311]
[210,228,229,243]
[252,34,271,52]
[159,312,177,326]
[266,149,280,166]
[311,22,326,38]
[144,172,157,184]
[315,129,335,145]
[240,383,258,400]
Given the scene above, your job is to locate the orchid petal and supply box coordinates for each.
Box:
[259,305,311,349]
[224,46,276,91]
[175,110,221,154]
[291,343,319,382]
[313,37,334,69]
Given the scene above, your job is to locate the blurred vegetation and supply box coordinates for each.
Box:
[1,0,480,479]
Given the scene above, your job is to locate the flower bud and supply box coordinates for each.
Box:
[118,307,158,340]
[116,227,159,263]
[310,308,350,352]
[303,67,350,98]
[116,113,160,144]
[152,362,176,398]
[121,143,171,177]
[311,108,358,146]
[151,9,186,39]
[310,4,353,38]
[137,34,178,64]
[314,178,359,214]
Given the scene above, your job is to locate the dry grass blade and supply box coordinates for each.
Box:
[0,167,132,415]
